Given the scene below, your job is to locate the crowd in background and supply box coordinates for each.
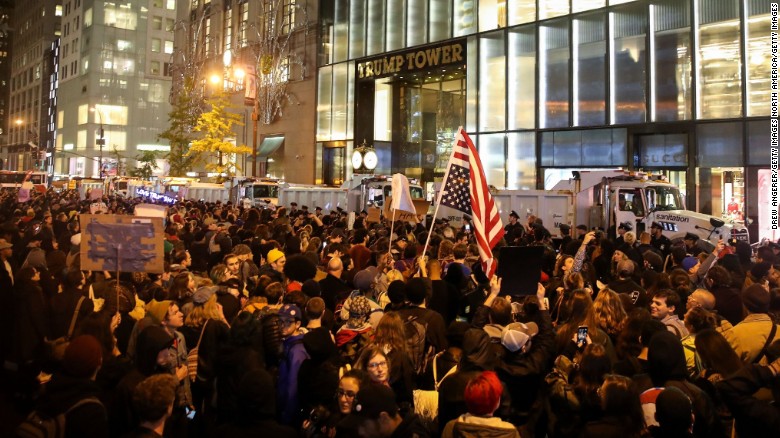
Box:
[2,188,780,438]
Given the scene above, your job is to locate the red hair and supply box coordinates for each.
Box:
[464,371,503,416]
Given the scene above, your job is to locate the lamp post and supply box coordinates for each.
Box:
[90,107,105,178]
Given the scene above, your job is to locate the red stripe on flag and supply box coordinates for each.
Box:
[457,127,504,279]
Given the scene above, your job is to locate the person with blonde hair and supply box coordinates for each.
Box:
[180,287,230,424]
[593,289,627,344]
[371,312,415,408]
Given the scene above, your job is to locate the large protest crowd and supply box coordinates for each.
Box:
[1,188,780,438]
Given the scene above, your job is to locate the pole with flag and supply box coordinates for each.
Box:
[387,173,417,258]
[422,127,504,278]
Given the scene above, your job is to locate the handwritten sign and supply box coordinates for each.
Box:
[80,214,164,273]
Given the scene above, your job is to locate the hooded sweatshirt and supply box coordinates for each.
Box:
[442,413,521,438]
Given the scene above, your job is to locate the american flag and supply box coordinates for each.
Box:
[439,127,504,278]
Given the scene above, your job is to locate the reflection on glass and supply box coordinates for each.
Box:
[429,0,452,42]
[508,0,535,25]
[349,0,366,59]
[480,31,506,131]
[478,134,506,188]
[508,27,535,130]
[574,12,606,126]
[611,6,647,124]
[466,36,478,131]
[333,0,348,62]
[455,0,477,36]
[507,132,536,189]
[407,0,427,47]
[539,0,569,20]
[697,0,741,119]
[696,122,743,167]
[540,19,569,128]
[574,0,605,13]
[316,66,332,141]
[332,63,348,139]
[386,0,404,51]
[479,0,507,31]
[375,80,392,141]
[367,0,386,55]
[746,3,771,116]
[651,0,692,121]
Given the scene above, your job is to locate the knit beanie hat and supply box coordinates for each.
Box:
[63,335,103,378]
[742,283,770,314]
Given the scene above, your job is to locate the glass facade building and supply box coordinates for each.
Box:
[316,0,773,242]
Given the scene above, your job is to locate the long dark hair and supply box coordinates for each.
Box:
[694,329,743,377]
[574,343,611,409]
[600,374,646,437]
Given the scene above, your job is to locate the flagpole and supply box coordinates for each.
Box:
[388,207,396,260]
[421,133,460,260]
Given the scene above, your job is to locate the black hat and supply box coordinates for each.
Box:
[315,206,322,211]
[576,224,588,231]
[509,211,519,219]
[651,221,662,229]
[684,232,699,241]
[360,209,368,215]
[618,222,633,231]
[290,202,297,207]
[336,206,344,213]
[301,205,309,210]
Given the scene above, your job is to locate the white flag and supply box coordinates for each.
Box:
[390,173,416,214]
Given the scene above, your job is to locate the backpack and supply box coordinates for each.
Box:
[404,315,435,375]
[15,397,103,438]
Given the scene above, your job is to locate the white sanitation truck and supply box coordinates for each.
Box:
[439,170,749,246]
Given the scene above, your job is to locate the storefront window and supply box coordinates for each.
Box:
[697,122,743,168]
[454,0,477,36]
[367,0,386,55]
[507,132,536,189]
[386,0,404,51]
[349,0,366,59]
[480,0,507,31]
[429,0,452,42]
[540,18,570,129]
[651,0,692,121]
[610,4,647,124]
[407,0,427,47]
[698,168,744,221]
[478,134,506,188]
[479,31,506,132]
[539,0,569,20]
[746,1,772,116]
[333,0,348,63]
[508,26,535,130]
[574,12,606,126]
[542,129,628,167]
[574,0,605,13]
[316,66,332,140]
[697,0,741,119]
[508,0,535,25]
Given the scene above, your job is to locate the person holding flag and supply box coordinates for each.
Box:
[423,127,504,279]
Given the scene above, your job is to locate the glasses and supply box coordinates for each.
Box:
[336,389,356,399]
[367,360,388,369]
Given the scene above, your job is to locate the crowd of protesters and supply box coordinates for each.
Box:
[2,188,780,438]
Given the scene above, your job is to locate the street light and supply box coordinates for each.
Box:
[90,107,106,178]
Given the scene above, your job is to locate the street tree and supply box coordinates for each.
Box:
[130,150,160,180]
[187,90,251,182]
[159,76,202,176]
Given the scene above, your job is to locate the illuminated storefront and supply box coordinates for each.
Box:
[317,0,772,241]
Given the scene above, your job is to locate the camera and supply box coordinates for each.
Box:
[305,405,331,438]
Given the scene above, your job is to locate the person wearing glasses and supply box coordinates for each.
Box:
[356,346,392,388]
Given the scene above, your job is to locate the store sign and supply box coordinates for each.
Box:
[639,142,688,168]
[356,39,467,80]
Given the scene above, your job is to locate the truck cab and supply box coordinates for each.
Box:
[238,178,281,207]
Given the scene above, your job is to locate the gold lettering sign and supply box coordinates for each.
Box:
[356,40,466,80]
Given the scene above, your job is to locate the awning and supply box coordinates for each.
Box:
[258,136,284,157]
